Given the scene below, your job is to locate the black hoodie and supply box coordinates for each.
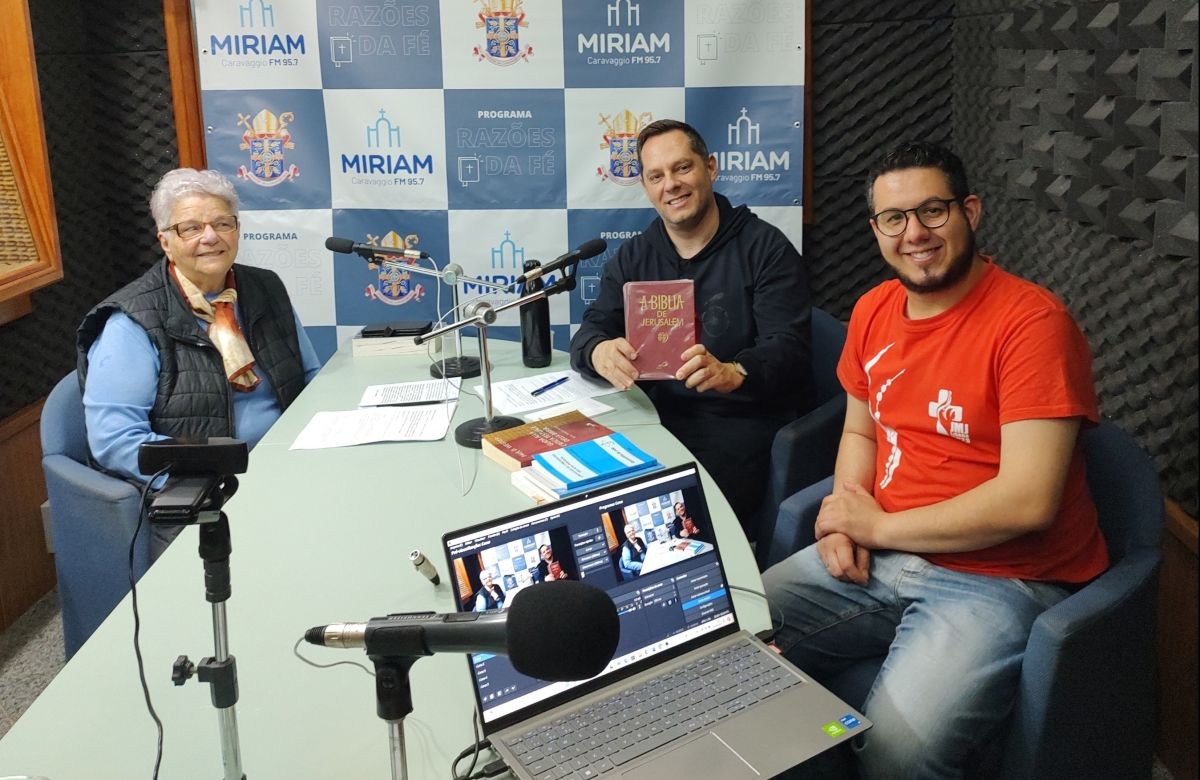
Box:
[570,193,812,420]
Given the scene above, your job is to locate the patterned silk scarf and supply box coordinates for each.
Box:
[170,265,261,391]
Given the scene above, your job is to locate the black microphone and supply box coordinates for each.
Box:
[305,580,620,682]
[325,236,430,261]
[514,238,607,286]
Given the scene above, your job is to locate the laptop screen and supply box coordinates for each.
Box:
[442,463,740,730]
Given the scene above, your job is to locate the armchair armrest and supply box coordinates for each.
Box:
[43,453,150,656]
[1000,549,1161,779]
[755,398,844,565]
[763,476,833,569]
[43,454,142,504]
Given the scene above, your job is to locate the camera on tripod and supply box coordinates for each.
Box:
[137,437,248,525]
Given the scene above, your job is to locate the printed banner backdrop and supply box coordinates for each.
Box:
[193,0,806,362]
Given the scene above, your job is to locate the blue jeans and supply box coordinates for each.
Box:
[762,547,1071,779]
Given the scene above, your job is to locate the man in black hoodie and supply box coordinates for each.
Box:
[570,119,812,536]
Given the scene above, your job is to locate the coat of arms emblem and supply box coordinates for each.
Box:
[364,231,426,306]
[597,110,653,185]
[473,0,533,66]
[237,109,300,187]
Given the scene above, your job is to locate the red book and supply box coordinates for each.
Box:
[623,280,696,380]
[481,410,614,471]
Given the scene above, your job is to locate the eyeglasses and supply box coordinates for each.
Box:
[871,198,960,237]
[162,215,239,240]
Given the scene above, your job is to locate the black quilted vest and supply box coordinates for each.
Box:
[77,260,306,444]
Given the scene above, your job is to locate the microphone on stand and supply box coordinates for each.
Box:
[514,238,607,286]
[306,581,620,682]
[325,236,430,261]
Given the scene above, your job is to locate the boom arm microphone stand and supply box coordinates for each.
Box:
[416,270,578,448]
[349,248,511,380]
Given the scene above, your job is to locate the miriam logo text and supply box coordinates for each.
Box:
[211,0,306,58]
[341,109,434,180]
[714,108,790,183]
[578,0,669,56]
[461,231,556,294]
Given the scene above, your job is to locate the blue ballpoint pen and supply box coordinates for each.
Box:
[530,377,569,396]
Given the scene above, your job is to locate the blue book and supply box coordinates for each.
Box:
[529,433,661,495]
[527,461,664,499]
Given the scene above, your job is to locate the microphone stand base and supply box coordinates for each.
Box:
[455,415,524,448]
[429,356,481,380]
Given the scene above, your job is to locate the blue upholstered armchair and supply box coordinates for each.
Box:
[754,307,846,564]
[763,420,1164,778]
[41,371,151,658]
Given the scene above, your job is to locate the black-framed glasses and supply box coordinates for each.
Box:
[162,215,239,240]
[871,198,960,237]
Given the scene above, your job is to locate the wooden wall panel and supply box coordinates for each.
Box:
[0,399,54,630]
[162,0,205,169]
[1157,502,1198,780]
[0,0,62,318]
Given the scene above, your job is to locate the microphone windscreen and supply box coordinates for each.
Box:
[576,238,608,260]
[505,581,620,682]
[325,236,356,254]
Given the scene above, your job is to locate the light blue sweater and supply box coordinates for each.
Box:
[83,307,320,483]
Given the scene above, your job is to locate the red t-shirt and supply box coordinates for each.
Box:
[837,260,1108,582]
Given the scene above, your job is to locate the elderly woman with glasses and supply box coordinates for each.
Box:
[77,168,320,555]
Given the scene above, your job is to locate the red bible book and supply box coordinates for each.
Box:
[481,410,614,471]
[623,280,696,380]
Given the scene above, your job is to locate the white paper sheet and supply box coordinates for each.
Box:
[358,378,461,407]
[290,403,458,449]
[473,370,617,415]
[523,396,616,421]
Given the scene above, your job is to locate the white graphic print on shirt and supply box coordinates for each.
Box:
[863,343,905,490]
[928,388,971,443]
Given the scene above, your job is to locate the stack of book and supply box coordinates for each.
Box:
[351,320,440,357]
[523,433,661,499]
[351,332,441,357]
[481,410,613,471]
[481,411,662,503]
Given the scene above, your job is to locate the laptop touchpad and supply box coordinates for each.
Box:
[620,732,761,779]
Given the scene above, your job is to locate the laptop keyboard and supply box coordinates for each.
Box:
[501,638,803,779]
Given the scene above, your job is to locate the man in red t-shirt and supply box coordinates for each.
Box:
[763,141,1107,778]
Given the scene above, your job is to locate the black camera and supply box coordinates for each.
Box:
[137,437,248,525]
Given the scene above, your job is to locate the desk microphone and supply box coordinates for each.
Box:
[514,238,607,286]
[305,581,620,681]
[325,236,430,261]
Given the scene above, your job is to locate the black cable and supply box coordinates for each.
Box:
[472,758,510,778]
[291,636,375,677]
[130,465,170,779]
[450,708,490,780]
[728,583,787,644]
[461,708,485,779]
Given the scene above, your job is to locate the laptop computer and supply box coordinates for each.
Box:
[442,462,870,779]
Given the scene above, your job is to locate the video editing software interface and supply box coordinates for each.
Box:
[444,465,737,724]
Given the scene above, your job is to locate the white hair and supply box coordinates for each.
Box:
[149,168,239,229]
